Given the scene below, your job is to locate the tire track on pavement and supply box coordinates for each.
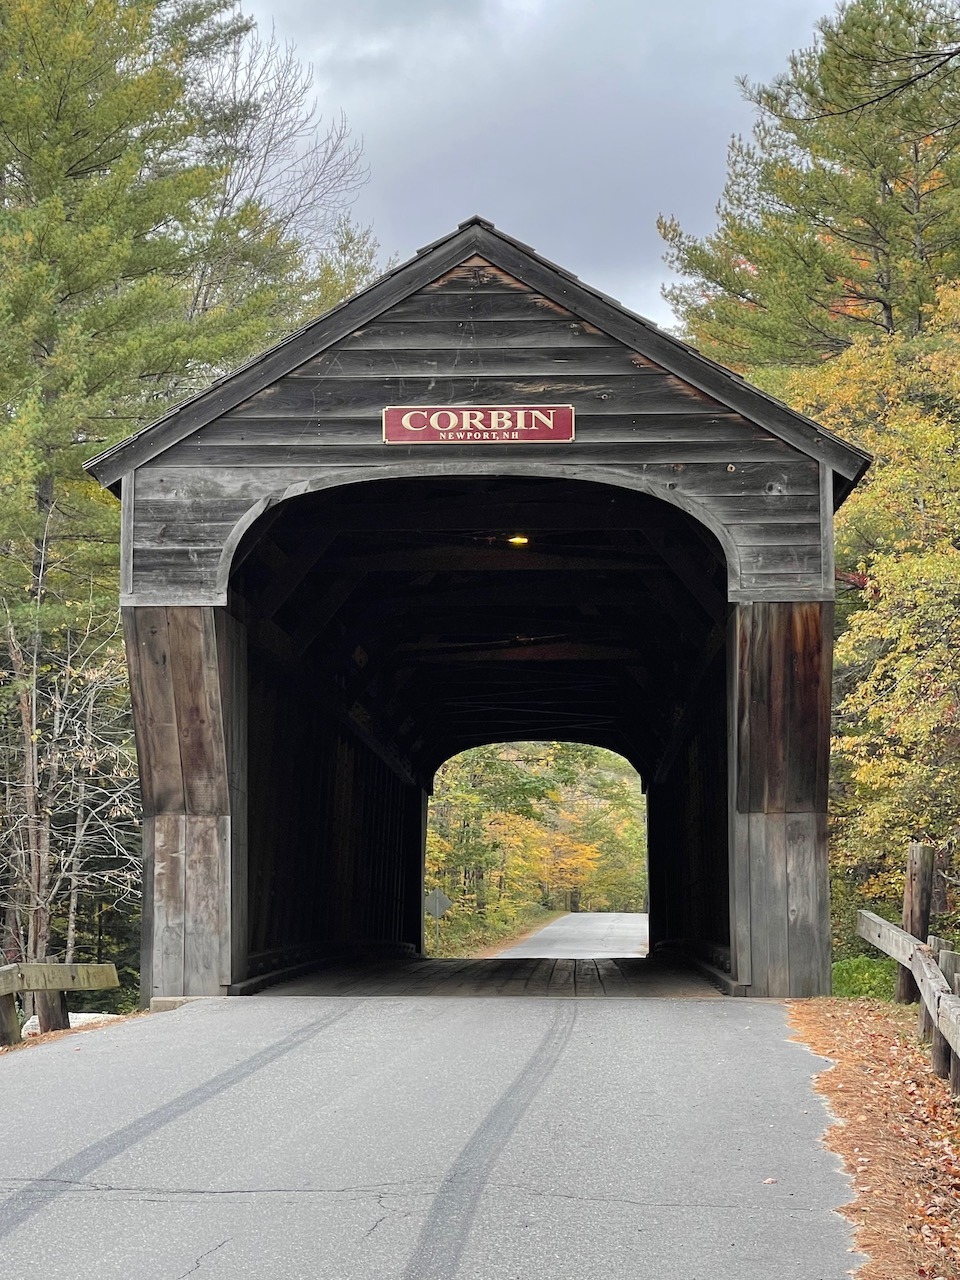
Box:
[402,1003,577,1280]
[0,1002,360,1239]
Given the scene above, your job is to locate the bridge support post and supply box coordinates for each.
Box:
[124,606,247,1001]
[728,601,833,997]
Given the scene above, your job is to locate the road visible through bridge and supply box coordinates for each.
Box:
[495,910,649,958]
[0,979,860,1277]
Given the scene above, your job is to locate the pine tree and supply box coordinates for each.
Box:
[658,0,960,366]
[0,0,378,972]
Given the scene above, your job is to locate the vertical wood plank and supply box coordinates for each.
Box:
[785,603,827,812]
[730,808,752,988]
[735,603,752,815]
[947,968,960,1097]
[153,814,186,996]
[120,470,135,598]
[35,987,70,1034]
[748,811,770,995]
[939,953,960,1089]
[786,812,830,996]
[747,605,770,813]
[814,603,834,813]
[764,813,790,995]
[819,462,835,595]
[731,634,750,973]
[139,818,156,1008]
[764,604,788,813]
[736,601,833,997]
[897,843,936,1003]
[123,607,186,814]
[729,606,752,987]
[183,815,224,995]
[216,610,248,985]
[165,607,229,815]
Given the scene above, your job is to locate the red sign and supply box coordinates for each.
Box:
[382,404,575,444]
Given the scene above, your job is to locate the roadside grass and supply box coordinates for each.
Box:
[424,905,568,958]
[832,955,898,1000]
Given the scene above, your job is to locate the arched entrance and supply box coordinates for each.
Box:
[229,473,727,976]
[86,216,870,999]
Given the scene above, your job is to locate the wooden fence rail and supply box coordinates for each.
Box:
[857,910,960,1094]
[0,963,119,1048]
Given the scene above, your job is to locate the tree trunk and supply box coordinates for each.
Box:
[64,770,88,964]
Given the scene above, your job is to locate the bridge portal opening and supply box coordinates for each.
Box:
[225,473,731,982]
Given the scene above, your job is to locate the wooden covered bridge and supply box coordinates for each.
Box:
[86,217,869,1001]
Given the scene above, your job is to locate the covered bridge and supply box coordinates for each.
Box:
[86,217,870,1000]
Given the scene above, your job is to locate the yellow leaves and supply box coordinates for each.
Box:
[832,547,960,876]
[426,743,647,937]
[763,288,960,906]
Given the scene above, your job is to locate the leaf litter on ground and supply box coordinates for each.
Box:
[789,997,960,1280]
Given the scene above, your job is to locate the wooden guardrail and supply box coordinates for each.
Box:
[858,910,960,1094]
[0,962,119,1047]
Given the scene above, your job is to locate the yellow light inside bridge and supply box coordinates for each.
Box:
[507,534,529,546]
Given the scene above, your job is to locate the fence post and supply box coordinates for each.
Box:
[35,989,70,1034]
[0,992,20,1047]
[925,939,952,1077]
[920,933,949,1043]
[937,950,960,1085]
[897,843,936,1004]
[34,957,70,1034]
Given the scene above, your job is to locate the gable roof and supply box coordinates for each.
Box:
[84,215,872,500]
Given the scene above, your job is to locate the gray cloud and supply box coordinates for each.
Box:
[248,0,827,326]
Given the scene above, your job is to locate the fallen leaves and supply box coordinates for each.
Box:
[789,998,960,1280]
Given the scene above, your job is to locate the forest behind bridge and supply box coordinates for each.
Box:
[4,0,960,995]
[425,743,647,957]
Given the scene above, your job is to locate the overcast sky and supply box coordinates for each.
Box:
[246,0,828,327]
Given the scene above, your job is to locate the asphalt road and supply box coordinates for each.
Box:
[496,911,649,957]
[0,996,861,1279]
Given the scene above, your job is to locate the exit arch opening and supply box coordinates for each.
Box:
[426,740,648,960]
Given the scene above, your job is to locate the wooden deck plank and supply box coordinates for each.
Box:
[574,959,604,997]
[547,959,576,997]
[498,957,541,995]
[521,958,558,995]
[595,958,634,996]
[259,954,720,998]
[414,958,478,995]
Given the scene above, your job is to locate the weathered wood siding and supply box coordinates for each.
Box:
[127,258,831,607]
[729,601,833,997]
[124,605,246,997]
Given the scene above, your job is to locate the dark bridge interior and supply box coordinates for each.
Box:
[228,474,731,980]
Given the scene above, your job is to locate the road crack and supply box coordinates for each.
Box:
[176,1237,229,1278]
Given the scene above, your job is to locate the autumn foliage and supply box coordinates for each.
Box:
[425,743,646,955]
[662,0,960,953]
